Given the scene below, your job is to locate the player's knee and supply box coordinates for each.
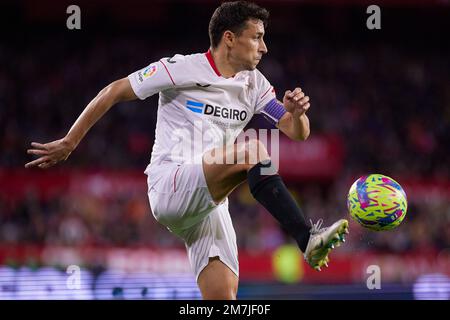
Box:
[244,139,270,166]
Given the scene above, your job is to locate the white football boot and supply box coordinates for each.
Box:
[303,218,349,271]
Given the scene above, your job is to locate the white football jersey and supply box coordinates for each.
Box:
[128,50,277,176]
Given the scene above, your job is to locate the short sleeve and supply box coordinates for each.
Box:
[127,54,188,100]
[254,69,277,114]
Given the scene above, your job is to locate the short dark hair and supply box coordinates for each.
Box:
[208,1,269,48]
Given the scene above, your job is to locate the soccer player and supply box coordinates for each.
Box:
[25,1,349,300]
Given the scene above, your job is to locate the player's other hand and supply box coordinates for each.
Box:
[283,87,310,117]
[25,138,74,169]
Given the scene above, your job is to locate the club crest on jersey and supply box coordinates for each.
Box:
[186,100,248,121]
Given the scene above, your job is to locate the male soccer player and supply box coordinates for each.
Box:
[25,1,349,300]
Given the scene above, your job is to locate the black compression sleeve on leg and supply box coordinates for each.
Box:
[247,161,311,252]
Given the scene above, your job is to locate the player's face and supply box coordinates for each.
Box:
[233,19,268,70]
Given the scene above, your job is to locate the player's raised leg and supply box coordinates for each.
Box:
[203,138,312,252]
[202,139,270,204]
[202,138,349,271]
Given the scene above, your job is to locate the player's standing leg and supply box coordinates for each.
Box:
[197,257,238,300]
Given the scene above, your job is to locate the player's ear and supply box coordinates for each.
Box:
[223,30,236,48]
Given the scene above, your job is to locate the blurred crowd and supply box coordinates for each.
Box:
[1,4,449,255]
[1,180,449,254]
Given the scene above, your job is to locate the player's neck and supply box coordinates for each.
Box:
[210,48,240,78]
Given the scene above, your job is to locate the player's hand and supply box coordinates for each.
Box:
[283,87,310,117]
[25,138,74,169]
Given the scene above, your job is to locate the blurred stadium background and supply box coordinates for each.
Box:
[0,0,449,299]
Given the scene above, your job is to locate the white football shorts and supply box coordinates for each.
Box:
[146,162,239,281]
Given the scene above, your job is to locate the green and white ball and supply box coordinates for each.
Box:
[347,174,407,231]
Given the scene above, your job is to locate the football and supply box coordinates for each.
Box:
[347,174,407,231]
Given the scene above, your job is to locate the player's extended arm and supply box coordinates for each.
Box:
[276,87,311,141]
[25,78,137,169]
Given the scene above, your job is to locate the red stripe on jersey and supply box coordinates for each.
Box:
[173,166,180,192]
[205,49,221,77]
[160,59,176,85]
[260,86,273,100]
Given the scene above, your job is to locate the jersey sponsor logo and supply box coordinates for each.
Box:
[186,100,248,121]
[143,64,157,78]
[186,100,204,113]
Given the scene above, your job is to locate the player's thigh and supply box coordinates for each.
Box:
[148,163,218,231]
[202,140,270,204]
[197,257,238,300]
